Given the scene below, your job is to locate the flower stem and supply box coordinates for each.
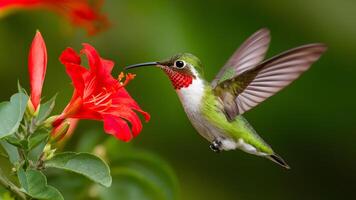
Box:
[0,152,8,158]
[0,169,27,200]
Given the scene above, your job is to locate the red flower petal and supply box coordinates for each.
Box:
[112,89,151,122]
[80,43,117,86]
[63,63,88,96]
[29,31,47,111]
[81,43,101,71]
[101,58,114,73]
[107,106,143,137]
[59,47,91,97]
[103,115,132,142]
[0,0,109,35]
[56,43,150,141]
[59,47,81,65]
[134,109,151,122]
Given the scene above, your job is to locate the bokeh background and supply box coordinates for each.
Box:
[1,0,356,199]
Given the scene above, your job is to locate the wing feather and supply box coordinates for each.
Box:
[215,43,327,119]
[211,28,271,88]
[234,43,327,115]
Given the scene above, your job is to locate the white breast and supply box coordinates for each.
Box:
[176,77,205,112]
[174,72,267,154]
[176,77,218,142]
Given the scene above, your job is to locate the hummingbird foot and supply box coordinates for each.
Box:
[210,140,222,153]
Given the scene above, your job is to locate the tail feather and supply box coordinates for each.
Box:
[267,154,290,169]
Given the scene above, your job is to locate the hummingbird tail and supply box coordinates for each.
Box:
[266,154,290,169]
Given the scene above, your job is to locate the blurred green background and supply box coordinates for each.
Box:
[1,0,356,199]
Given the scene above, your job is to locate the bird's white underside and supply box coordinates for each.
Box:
[174,68,266,155]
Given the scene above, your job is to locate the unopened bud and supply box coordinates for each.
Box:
[43,115,60,128]
[50,120,70,143]
[43,144,56,160]
[26,99,39,117]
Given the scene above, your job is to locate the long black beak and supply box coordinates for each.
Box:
[124,62,159,70]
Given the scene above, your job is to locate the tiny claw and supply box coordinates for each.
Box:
[210,140,222,153]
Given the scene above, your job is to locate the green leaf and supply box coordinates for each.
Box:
[17,80,27,95]
[0,93,28,139]
[0,141,19,164]
[75,129,104,153]
[28,129,49,150]
[45,152,112,187]
[28,128,50,162]
[3,135,22,148]
[45,171,91,200]
[17,169,63,200]
[117,152,179,200]
[0,192,15,200]
[98,139,179,200]
[36,95,57,123]
[28,141,46,162]
[99,167,166,200]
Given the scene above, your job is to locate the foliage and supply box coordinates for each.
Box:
[0,21,177,199]
[0,88,178,200]
[0,91,111,200]
[0,32,177,200]
[0,93,28,139]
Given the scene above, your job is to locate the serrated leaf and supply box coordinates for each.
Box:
[36,95,57,123]
[18,169,63,200]
[45,152,112,187]
[0,93,28,139]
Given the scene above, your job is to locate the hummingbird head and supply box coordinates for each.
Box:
[125,53,204,90]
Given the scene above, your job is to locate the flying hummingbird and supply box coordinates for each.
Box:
[125,28,327,169]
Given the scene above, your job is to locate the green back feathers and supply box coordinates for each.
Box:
[200,87,273,154]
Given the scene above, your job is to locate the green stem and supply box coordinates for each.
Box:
[0,169,27,200]
[0,152,8,158]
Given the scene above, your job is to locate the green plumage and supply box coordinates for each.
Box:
[200,86,274,154]
[125,28,326,169]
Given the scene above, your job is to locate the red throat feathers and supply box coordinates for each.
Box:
[162,68,193,90]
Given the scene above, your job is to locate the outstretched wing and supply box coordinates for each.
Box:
[214,44,327,120]
[211,28,271,88]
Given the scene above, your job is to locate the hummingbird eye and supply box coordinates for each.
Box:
[175,60,185,69]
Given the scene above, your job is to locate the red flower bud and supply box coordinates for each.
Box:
[29,31,47,112]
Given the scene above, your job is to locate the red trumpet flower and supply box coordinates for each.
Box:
[28,31,47,112]
[54,44,150,141]
[0,0,109,35]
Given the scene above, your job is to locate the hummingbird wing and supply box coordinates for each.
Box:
[213,44,327,119]
[211,28,271,88]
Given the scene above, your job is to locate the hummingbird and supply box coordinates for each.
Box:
[125,28,327,169]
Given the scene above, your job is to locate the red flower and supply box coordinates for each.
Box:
[28,31,47,112]
[54,44,150,141]
[0,0,109,35]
